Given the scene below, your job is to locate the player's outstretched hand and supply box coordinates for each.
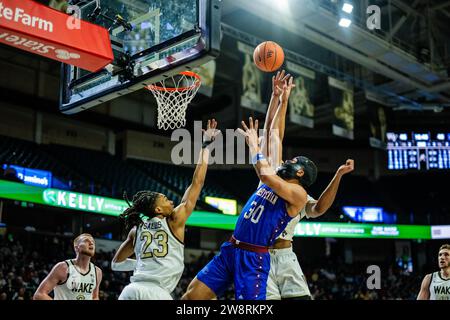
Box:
[203,119,220,144]
[281,76,296,102]
[237,117,260,151]
[272,70,290,97]
[337,159,354,176]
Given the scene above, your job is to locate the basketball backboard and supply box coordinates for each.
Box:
[60,0,221,114]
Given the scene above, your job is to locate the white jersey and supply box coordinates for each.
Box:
[429,271,450,300]
[130,217,184,293]
[54,260,97,300]
[277,195,315,241]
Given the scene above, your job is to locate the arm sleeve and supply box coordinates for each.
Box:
[111,259,137,272]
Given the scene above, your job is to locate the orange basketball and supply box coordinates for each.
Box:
[253,41,285,72]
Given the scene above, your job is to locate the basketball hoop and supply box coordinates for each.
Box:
[146,71,201,130]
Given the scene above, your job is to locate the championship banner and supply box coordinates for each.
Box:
[329,77,354,140]
[0,0,113,72]
[192,60,216,97]
[286,61,316,128]
[237,41,267,113]
[366,92,388,149]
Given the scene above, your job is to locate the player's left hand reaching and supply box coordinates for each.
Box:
[281,76,296,102]
[237,117,260,153]
[337,159,354,176]
[272,70,290,97]
[202,119,220,147]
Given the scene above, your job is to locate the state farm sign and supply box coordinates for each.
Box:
[0,2,54,32]
[0,0,113,72]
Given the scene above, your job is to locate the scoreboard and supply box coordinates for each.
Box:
[387,132,450,170]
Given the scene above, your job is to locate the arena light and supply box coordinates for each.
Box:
[276,0,289,12]
[339,17,352,27]
[342,2,353,13]
[205,196,237,215]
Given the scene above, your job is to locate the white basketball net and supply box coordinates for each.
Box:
[147,71,201,130]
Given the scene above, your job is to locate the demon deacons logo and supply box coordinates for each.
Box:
[290,77,314,118]
[334,91,354,131]
[76,295,86,300]
[242,54,262,104]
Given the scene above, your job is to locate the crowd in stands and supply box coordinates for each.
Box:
[0,231,422,300]
[302,260,422,300]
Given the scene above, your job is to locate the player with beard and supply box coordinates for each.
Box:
[33,233,102,300]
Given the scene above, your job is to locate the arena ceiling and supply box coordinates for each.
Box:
[222,0,450,106]
[215,0,450,145]
[1,0,450,148]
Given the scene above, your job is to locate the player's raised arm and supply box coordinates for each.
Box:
[306,159,354,218]
[33,262,68,300]
[265,75,296,171]
[257,71,291,190]
[417,274,431,300]
[238,117,306,215]
[172,119,219,225]
[261,70,289,160]
[270,75,295,146]
[111,227,137,271]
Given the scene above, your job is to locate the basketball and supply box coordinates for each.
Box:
[1,0,448,305]
[253,41,285,72]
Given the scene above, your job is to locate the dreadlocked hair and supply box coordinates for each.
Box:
[120,190,160,231]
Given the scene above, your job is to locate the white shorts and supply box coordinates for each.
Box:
[266,247,311,300]
[118,281,173,300]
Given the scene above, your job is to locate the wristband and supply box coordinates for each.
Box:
[252,153,266,165]
[202,140,213,149]
[111,258,137,272]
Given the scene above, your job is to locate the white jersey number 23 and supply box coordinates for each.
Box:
[140,230,168,258]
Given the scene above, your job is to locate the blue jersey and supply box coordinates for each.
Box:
[234,184,292,247]
[196,184,294,300]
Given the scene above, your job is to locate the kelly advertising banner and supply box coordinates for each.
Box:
[0,0,113,71]
[286,61,316,128]
[0,181,128,216]
[192,60,216,97]
[0,179,237,228]
[329,77,354,140]
[1,179,447,240]
[238,41,267,113]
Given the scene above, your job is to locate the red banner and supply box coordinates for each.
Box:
[0,0,113,72]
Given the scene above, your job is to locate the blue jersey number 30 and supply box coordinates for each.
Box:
[243,201,264,224]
